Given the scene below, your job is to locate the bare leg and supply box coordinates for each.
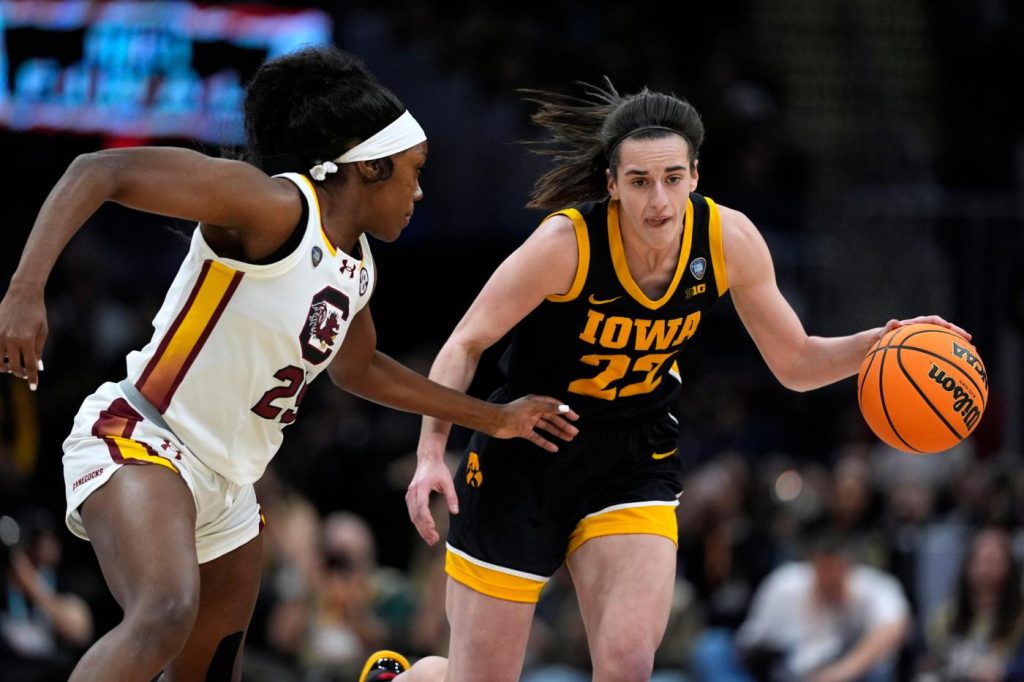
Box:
[396,656,449,681]
[164,533,263,681]
[442,577,535,682]
[69,465,200,682]
[568,535,677,682]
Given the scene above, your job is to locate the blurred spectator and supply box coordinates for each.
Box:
[694,530,909,682]
[299,511,415,682]
[1,508,93,682]
[828,455,888,568]
[0,376,40,511]
[916,526,1024,681]
[678,456,776,630]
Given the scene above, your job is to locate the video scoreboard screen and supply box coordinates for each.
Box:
[0,1,332,144]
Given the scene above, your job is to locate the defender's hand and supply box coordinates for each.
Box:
[493,395,579,452]
[0,284,48,390]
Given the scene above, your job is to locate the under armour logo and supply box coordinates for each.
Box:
[340,259,356,278]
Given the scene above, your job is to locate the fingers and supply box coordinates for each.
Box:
[891,315,972,341]
[536,414,579,441]
[442,476,459,514]
[1,340,43,390]
[523,395,579,421]
[527,430,559,453]
[405,484,438,545]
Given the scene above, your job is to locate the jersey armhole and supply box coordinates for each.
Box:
[545,208,590,303]
[706,197,729,297]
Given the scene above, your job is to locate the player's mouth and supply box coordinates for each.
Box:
[645,215,673,227]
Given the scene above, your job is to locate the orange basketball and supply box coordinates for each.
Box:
[857,323,988,454]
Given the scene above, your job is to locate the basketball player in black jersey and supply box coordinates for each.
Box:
[382,80,966,682]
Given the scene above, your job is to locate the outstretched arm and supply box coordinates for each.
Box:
[327,305,576,448]
[407,213,582,543]
[722,205,968,392]
[0,147,302,387]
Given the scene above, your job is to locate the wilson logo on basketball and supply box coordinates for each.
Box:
[952,342,989,387]
[927,364,982,430]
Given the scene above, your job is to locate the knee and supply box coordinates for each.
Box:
[126,583,200,655]
[591,641,655,682]
[410,656,448,679]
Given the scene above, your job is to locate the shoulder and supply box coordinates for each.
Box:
[518,211,581,262]
[715,203,770,289]
[715,203,759,242]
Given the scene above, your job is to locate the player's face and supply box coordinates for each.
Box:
[365,141,427,242]
[606,135,698,249]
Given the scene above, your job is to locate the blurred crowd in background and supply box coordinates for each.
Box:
[2,1,1023,680]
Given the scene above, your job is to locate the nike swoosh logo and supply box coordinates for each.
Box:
[651,448,677,460]
[588,294,621,305]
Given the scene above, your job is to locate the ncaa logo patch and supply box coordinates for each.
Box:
[359,267,369,296]
[689,257,707,280]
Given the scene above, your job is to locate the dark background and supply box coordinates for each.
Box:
[1,1,1022,679]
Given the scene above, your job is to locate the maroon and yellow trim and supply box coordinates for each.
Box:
[706,197,729,296]
[445,547,547,603]
[294,174,336,257]
[91,398,179,474]
[544,208,590,303]
[608,199,693,310]
[136,260,243,413]
[566,503,678,559]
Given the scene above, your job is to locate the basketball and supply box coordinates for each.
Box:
[858,323,988,454]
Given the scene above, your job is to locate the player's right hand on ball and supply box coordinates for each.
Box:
[494,396,579,452]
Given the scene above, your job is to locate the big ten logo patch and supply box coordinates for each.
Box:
[465,452,483,488]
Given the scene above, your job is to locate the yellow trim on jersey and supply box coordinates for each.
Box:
[706,197,729,296]
[295,175,337,257]
[107,436,180,474]
[545,208,590,303]
[445,549,546,603]
[608,199,693,310]
[566,504,678,559]
[138,261,240,409]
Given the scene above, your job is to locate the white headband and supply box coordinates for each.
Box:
[309,110,427,181]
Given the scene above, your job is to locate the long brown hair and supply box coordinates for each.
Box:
[521,78,705,210]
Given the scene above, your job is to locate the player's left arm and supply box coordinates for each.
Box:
[721,205,969,392]
[326,305,577,448]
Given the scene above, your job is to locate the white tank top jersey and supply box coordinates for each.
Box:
[122,173,375,485]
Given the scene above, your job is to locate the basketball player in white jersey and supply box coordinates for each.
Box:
[0,47,578,681]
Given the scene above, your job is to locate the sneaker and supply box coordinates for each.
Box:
[358,649,411,682]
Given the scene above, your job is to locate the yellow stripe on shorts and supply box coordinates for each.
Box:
[567,503,678,558]
[445,548,547,603]
[107,435,179,474]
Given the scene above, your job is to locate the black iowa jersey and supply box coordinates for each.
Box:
[500,193,728,423]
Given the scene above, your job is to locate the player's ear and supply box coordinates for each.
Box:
[606,168,619,200]
[690,158,699,192]
[355,159,389,182]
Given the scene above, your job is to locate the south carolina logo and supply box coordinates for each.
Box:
[689,257,707,280]
[300,286,350,364]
